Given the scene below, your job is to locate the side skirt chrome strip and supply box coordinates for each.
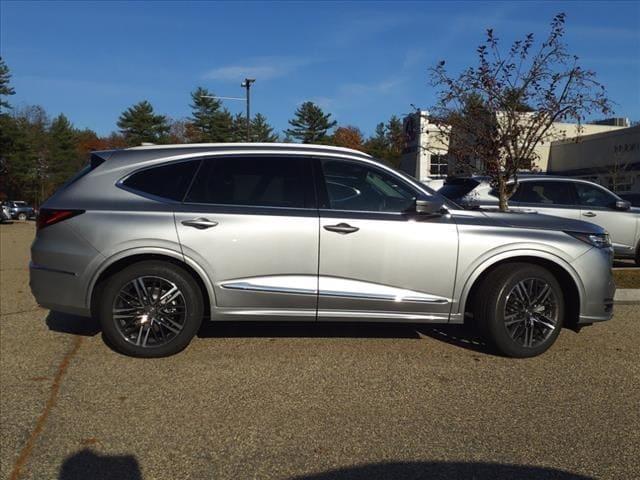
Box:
[219,275,450,305]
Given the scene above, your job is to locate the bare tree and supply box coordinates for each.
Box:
[429,13,612,211]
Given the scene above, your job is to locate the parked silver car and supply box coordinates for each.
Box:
[440,176,640,264]
[30,144,614,358]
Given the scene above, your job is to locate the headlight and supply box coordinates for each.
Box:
[566,231,611,248]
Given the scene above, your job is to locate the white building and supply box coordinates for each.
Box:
[548,125,640,194]
[399,110,637,192]
[399,111,449,183]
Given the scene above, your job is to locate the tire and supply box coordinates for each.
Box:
[476,263,564,358]
[97,260,203,357]
[18,213,27,221]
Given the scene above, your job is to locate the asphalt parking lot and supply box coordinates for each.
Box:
[1,222,639,480]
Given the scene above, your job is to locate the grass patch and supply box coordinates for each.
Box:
[613,269,640,289]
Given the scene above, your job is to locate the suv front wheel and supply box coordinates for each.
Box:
[97,260,203,357]
[476,263,564,358]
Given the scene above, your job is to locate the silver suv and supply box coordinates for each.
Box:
[439,176,640,264]
[30,144,615,358]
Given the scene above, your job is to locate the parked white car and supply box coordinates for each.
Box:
[439,175,640,264]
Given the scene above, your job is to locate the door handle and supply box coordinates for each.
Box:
[582,212,597,218]
[181,218,218,229]
[324,223,359,234]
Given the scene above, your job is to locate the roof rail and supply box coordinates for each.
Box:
[124,142,372,158]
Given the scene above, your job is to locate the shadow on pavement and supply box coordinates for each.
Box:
[45,310,492,355]
[57,456,593,480]
[59,449,141,480]
[198,321,491,354]
[46,311,101,336]
[289,461,593,480]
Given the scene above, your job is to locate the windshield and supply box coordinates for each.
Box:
[439,179,480,202]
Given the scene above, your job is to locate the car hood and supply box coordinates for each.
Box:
[454,209,606,234]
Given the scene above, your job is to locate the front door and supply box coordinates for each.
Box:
[574,181,638,255]
[316,158,459,322]
[174,155,319,321]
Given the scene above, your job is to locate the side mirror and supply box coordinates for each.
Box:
[415,198,445,215]
[614,200,631,211]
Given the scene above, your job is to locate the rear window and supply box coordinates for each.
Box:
[122,160,201,202]
[438,179,479,200]
[185,156,312,208]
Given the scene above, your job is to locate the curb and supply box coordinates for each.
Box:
[614,289,640,304]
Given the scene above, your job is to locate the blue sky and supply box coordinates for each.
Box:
[1,1,639,137]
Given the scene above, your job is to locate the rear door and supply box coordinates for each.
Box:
[174,155,319,321]
[509,180,581,220]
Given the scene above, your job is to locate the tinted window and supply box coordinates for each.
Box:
[123,160,200,201]
[185,156,311,208]
[439,179,479,201]
[510,181,575,205]
[575,183,617,208]
[321,160,416,212]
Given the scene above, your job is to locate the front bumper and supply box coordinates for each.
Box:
[572,247,615,324]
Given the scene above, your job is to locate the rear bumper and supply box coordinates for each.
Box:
[29,221,102,318]
[29,263,91,317]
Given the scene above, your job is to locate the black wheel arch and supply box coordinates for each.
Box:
[90,253,211,321]
[464,256,580,330]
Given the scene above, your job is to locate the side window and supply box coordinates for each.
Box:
[185,156,312,208]
[122,160,200,201]
[510,181,575,205]
[321,160,416,212]
[575,183,616,208]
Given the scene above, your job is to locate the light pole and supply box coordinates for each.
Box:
[241,78,255,142]
[202,78,255,142]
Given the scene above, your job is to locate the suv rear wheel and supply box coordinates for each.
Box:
[98,260,203,357]
[476,263,564,358]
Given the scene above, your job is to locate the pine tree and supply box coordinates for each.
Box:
[0,57,16,111]
[117,100,169,146]
[0,57,16,180]
[4,106,50,205]
[250,113,278,142]
[364,116,406,165]
[49,114,79,185]
[229,112,247,142]
[385,115,405,164]
[187,87,233,142]
[285,102,336,143]
[364,122,390,159]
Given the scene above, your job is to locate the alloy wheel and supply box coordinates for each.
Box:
[112,276,187,348]
[503,277,558,348]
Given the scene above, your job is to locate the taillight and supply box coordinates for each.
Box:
[36,209,85,230]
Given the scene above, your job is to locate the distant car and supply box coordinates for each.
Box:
[439,175,640,264]
[0,204,10,223]
[619,193,640,207]
[7,201,36,221]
